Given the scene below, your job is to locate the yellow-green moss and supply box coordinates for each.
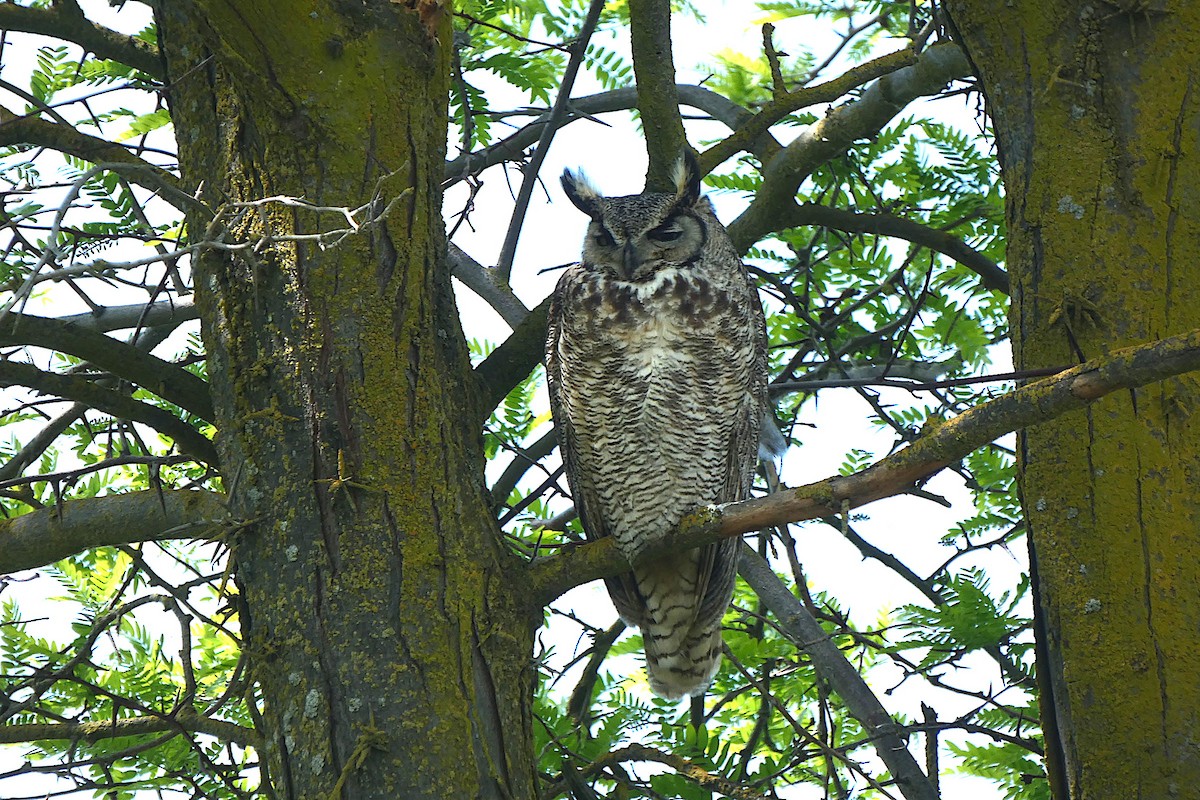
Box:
[950,0,1200,794]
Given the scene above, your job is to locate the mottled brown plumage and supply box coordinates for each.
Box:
[545,153,771,699]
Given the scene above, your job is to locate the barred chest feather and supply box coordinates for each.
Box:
[552,261,760,543]
[559,266,755,363]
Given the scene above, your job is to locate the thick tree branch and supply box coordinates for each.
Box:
[527,327,1200,603]
[0,322,189,482]
[787,202,1008,294]
[0,489,227,574]
[0,709,258,749]
[449,244,529,329]
[0,1,162,77]
[0,312,213,421]
[0,362,218,464]
[738,545,938,800]
[0,107,183,198]
[473,294,552,425]
[629,0,688,189]
[58,300,199,333]
[728,42,973,253]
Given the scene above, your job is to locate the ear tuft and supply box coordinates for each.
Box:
[561,169,602,217]
[672,149,702,206]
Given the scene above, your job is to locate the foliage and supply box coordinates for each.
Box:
[0,1,1048,798]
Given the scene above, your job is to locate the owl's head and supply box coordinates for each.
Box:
[561,151,711,282]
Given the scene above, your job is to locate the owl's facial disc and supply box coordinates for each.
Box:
[582,211,706,282]
[629,212,706,279]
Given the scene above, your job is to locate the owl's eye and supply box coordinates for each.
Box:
[648,223,683,243]
[592,228,615,247]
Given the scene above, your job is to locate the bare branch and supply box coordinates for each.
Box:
[771,365,1064,393]
[0,312,213,421]
[0,1,162,77]
[0,489,227,574]
[700,40,930,174]
[728,42,973,252]
[0,361,218,464]
[449,243,529,329]
[57,301,200,333]
[493,0,606,283]
[4,181,406,330]
[444,85,779,184]
[761,24,789,99]
[785,202,1008,294]
[527,326,1200,602]
[0,709,258,750]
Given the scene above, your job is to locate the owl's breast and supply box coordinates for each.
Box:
[565,267,746,333]
[559,267,757,403]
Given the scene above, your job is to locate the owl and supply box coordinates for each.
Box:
[545,151,772,699]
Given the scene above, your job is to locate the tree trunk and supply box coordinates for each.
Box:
[946,2,1200,797]
[156,3,538,797]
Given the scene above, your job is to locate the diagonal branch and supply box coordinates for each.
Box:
[0,489,227,574]
[0,361,218,464]
[56,300,199,333]
[493,0,605,283]
[0,107,184,199]
[444,85,778,185]
[0,321,191,482]
[449,243,529,329]
[0,1,162,78]
[0,312,213,421]
[527,326,1200,603]
[738,545,938,800]
[473,294,552,425]
[700,41,929,173]
[728,42,973,253]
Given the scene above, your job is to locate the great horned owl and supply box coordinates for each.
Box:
[545,152,771,699]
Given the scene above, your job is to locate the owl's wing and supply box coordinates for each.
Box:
[544,270,601,542]
[545,270,647,626]
[747,270,785,459]
[693,271,771,628]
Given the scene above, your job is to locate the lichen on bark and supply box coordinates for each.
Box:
[946,2,1200,797]
[156,2,538,797]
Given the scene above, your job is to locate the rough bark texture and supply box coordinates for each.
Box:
[946,2,1200,797]
[156,3,538,797]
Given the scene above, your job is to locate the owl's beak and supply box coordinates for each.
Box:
[621,243,640,280]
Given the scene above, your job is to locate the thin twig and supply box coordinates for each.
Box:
[493,0,606,284]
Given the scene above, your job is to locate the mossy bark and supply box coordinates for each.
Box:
[947,2,1200,797]
[156,3,538,797]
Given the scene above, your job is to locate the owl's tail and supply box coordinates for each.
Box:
[633,550,732,700]
[642,619,724,700]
